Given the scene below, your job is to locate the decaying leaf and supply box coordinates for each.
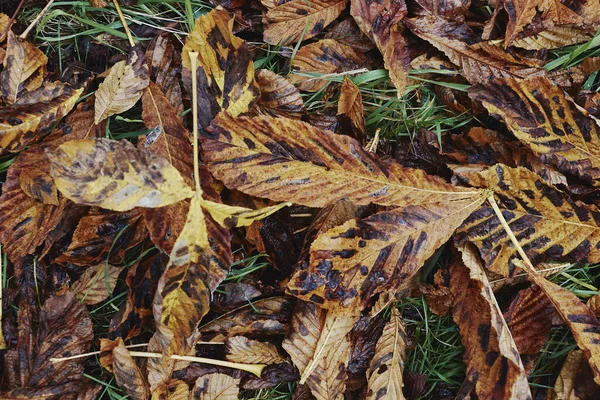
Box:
[550,349,600,399]
[288,39,367,92]
[337,77,366,144]
[145,34,184,115]
[283,301,356,400]
[366,308,406,400]
[200,198,290,228]
[469,76,600,187]
[191,373,241,399]
[254,69,306,119]
[225,336,287,364]
[1,31,47,104]
[182,8,259,129]
[263,0,348,45]
[450,243,532,400]
[100,338,149,400]
[94,46,149,124]
[19,168,59,205]
[72,264,123,305]
[512,25,594,50]
[47,138,195,211]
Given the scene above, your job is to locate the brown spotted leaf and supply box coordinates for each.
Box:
[225,336,287,364]
[202,112,484,209]
[512,25,595,50]
[288,39,367,92]
[366,308,406,400]
[337,77,366,144]
[450,243,532,400]
[263,0,348,45]
[182,8,259,129]
[351,0,410,94]
[99,338,149,400]
[19,168,59,205]
[254,69,306,119]
[191,373,240,399]
[145,34,184,115]
[1,31,47,104]
[47,138,195,212]
[469,76,600,187]
[94,46,149,124]
[72,264,123,305]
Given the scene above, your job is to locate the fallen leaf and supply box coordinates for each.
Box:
[550,349,600,399]
[254,69,306,119]
[324,18,376,52]
[225,336,287,364]
[145,34,184,115]
[47,138,195,211]
[94,46,149,124]
[411,0,470,20]
[200,198,289,228]
[100,338,149,400]
[72,264,123,305]
[263,0,348,45]
[337,77,366,144]
[512,25,595,50]
[191,373,241,399]
[19,168,59,205]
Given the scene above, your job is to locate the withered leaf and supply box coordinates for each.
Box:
[200,198,290,228]
[263,0,348,45]
[550,349,600,399]
[450,243,532,400]
[411,0,469,19]
[1,31,47,104]
[337,77,366,144]
[225,336,287,364]
[254,69,306,119]
[351,0,410,95]
[192,373,241,399]
[145,34,184,115]
[366,308,406,400]
[469,76,600,187]
[456,164,600,277]
[72,264,123,305]
[94,46,149,124]
[512,25,594,50]
[203,113,484,208]
[100,338,149,400]
[19,168,59,205]
[288,39,367,92]
[182,8,259,129]
[48,138,195,211]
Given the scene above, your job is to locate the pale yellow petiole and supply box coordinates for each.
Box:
[188,51,202,195]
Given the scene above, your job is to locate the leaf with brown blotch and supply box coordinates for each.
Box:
[94,46,149,124]
[366,308,406,400]
[254,69,306,120]
[72,264,123,305]
[200,296,293,340]
[1,82,84,153]
[469,77,600,187]
[450,243,532,400]
[225,336,287,365]
[19,168,59,205]
[411,0,470,20]
[495,0,542,46]
[99,338,149,400]
[405,16,546,85]
[588,295,600,317]
[145,34,184,116]
[202,112,484,209]
[441,127,567,187]
[263,0,348,45]
[288,196,485,309]
[512,25,594,50]
[550,349,600,399]
[47,138,195,212]
[288,39,367,92]
[351,0,410,95]
[182,8,259,129]
[200,198,290,228]
[337,77,366,144]
[324,18,376,53]
[54,208,147,266]
[191,373,241,399]
[1,32,47,104]
[456,164,600,277]
[282,301,356,400]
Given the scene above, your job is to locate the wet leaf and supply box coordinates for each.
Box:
[366,308,406,400]
[100,338,149,400]
[47,138,195,211]
[337,77,366,144]
[72,264,123,305]
[263,0,348,45]
[94,46,149,124]
[254,69,306,119]
[225,336,287,364]
[182,8,259,129]
[191,373,241,399]
[450,243,532,400]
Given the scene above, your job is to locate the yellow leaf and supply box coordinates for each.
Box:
[199,198,290,228]
[47,138,195,212]
[19,168,59,205]
[191,373,240,400]
[94,46,149,124]
[225,336,286,365]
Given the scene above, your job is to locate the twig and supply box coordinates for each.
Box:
[188,51,202,194]
[112,0,135,47]
[20,0,56,40]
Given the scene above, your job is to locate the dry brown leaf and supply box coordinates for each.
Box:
[72,264,123,305]
[191,373,241,399]
[288,39,367,92]
[99,338,149,400]
[225,336,287,364]
[1,31,47,104]
[512,25,594,50]
[19,168,59,205]
[588,295,600,317]
[324,18,376,52]
[450,243,532,400]
[263,0,348,45]
[549,349,600,399]
[145,34,184,115]
[254,69,306,119]
[47,138,195,211]
[94,46,149,124]
[366,308,406,400]
[469,76,600,187]
[337,77,366,144]
[182,8,258,129]
[411,0,469,19]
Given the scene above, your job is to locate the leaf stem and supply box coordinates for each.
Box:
[188,51,202,193]
[112,0,135,48]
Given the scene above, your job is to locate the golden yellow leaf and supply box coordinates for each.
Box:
[47,138,195,212]
[72,264,122,305]
[263,0,348,45]
[254,69,306,119]
[191,373,240,400]
[0,13,12,40]
[94,46,149,124]
[469,76,600,187]
[337,77,366,144]
[225,336,286,365]
[366,308,406,400]
[288,39,367,92]
[551,350,585,399]
[100,338,149,400]
[19,168,59,205]
[182,8,258,129]
[199,198,290,228]
[1,31,47,104]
